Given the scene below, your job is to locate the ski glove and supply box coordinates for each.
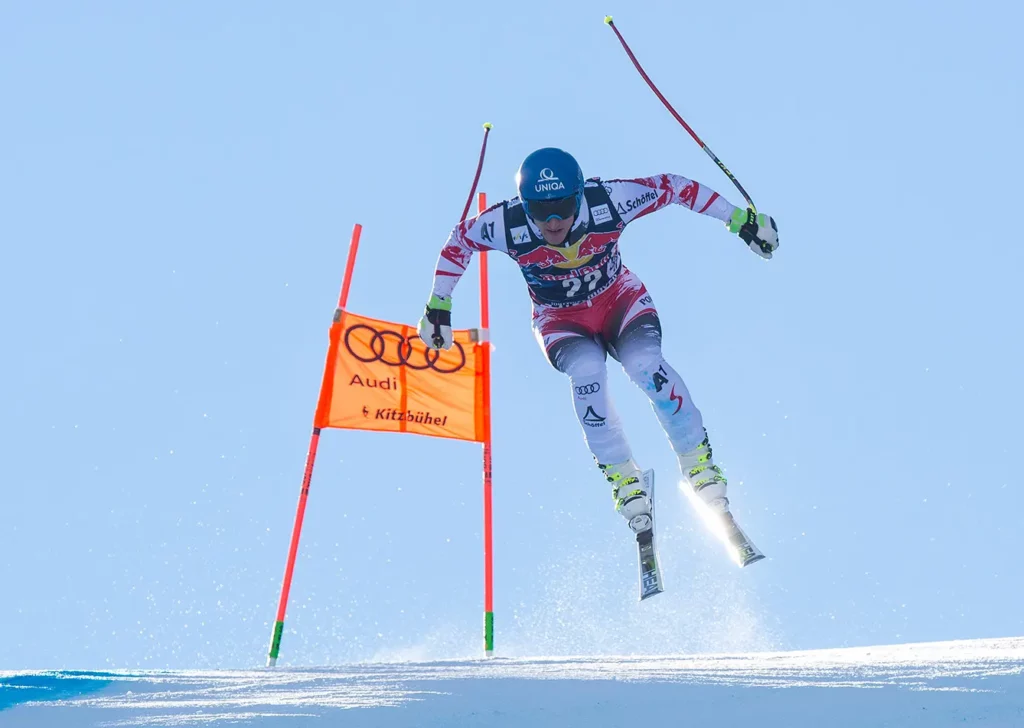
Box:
[418,294,453,350]
[728,208,779,259]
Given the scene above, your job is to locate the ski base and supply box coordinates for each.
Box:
[636,469,664,601]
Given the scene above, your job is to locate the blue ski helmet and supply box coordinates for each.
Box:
[515,147,585,223]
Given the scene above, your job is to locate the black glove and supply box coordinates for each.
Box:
[727,208,779,259]
[417,294,453,350]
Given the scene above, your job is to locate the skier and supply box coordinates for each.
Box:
[418,147,777,568]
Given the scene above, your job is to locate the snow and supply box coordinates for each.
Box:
[2,636,1022,726]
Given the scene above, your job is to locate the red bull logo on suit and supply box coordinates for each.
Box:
[512,231,619,271]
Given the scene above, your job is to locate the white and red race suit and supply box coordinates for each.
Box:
[428,173,738,468]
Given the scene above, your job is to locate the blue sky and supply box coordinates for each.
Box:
[2,1,1022,669]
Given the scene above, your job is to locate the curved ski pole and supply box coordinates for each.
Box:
[604,16,757,214]
[460,123,493,223]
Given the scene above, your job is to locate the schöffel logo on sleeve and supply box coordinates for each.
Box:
[616,190,658,214]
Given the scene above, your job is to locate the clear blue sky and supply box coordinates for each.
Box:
[2,1,1022,670]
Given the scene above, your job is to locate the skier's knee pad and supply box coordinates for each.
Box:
[562,345,607,383]
[548,335,606,377]
[618,349,664,386]
[565,365,605,386]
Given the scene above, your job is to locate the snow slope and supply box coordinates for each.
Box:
[2,637,1022,727]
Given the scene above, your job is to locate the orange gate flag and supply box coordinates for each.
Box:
[314,310,487,443]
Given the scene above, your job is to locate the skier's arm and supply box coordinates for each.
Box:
[605,174,779,258]
[419,205,507,349]
[605,174,738,225]
[429,205,507,300]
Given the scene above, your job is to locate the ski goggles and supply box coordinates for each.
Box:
[523,193,580,223]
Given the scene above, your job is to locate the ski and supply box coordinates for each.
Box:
[636,468,664,601]
[722,511,765,567]
[707,508,765,567]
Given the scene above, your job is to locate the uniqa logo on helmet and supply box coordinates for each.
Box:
[534,168,566,194]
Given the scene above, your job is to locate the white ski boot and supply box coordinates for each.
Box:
[599,458,663,600]
[599,458,652,535]
[677,431,765,567]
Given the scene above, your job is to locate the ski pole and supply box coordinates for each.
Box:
[431,123,493,350]
[604,16,757,213]
[460,123,493,223]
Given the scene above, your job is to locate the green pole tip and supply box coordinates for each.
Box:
[604,15,613,24]
[483,122,493,130]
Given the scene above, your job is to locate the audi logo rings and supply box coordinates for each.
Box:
[575,382,601,396]
[344,324,467,374]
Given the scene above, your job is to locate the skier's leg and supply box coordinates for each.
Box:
[603,276,729,510]
[600,273,764,565]
[555,338,627,461]
[533,309,651,532]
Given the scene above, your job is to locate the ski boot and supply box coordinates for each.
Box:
[599,458,663,600]
[599,458,652,536]
[678,430,765,567]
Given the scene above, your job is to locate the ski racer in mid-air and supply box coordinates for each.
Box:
[418,147,778,569]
